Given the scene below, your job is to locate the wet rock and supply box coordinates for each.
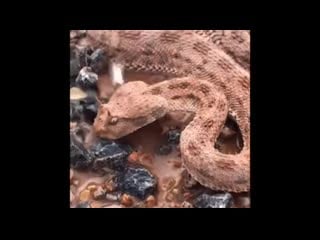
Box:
[181,201,194,208]
[70,101,83,122]
[167,129,181,145]
[89,48,108,74]
[158,144,172,155]
[90,141,132,171]
[75,66,98,90]
[70,134,93,169]
[79,189,91,202]
[106,193,121,201]
[145,195,156,208]
[79,96,98,124]
[194,193,233,208]
[120,194,134,207]
[70,96,98,124]
[118,167,157,200]
[76,202,91,208]
[70,49,81,80]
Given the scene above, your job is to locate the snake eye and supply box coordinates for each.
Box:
[109,117,118,125]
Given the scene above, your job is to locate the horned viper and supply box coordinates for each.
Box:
[75,30,250,192]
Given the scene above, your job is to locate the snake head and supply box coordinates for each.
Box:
[93,81,168,139]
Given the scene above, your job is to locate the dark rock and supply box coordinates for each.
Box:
[70,96,98,124]
[194,193,233,208]
[90,141,132,171]
[76,202,91,208]
[70,134,93,169]
[89,48,108,74]
[70,49,81,79]
[75,67,98,90]
[118,167,157,200]
[157,144,172,155]
[79,96,98,124]
[167,129,181,145]
[70,101,83,122]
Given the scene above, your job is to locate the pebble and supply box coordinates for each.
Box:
[118,167,157,200]
[181,201,193,208]
[194,193,233,208]
[145,195,157,208]
[106,193,120,201]
[79,189,91,202]
[158,144,172,155]
[70,134,93,169]
[167,130,181,145]
[91,141,132,171]
[75,66,98,90]
[86,184,98,192]
[120,194,134,207]
[128,151,139,163]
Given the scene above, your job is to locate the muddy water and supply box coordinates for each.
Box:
[70,71,250,208]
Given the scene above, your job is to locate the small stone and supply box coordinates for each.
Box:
[167,130,181,145]
[76,202,91,208]
[118,167,157,200]
[128,151,139,163]
[120,194,134,207]
[80,96,98,124]
[145,195,156,208]
[91,141,132,171]
[73,180,79,186]
[89,48,108,74]
[181,201,193,208]
[106,193,120,201]
[70,169,74,181]
[79,190,91,202]
[172,188,179,195]
[75,67,98,90]
[93,186,106,200]
[194,193,233,208]
[87,184,98,192]
[70,87,88,100]
[70,101,83,122]
[70,134,93,169]
[158,144,172,155]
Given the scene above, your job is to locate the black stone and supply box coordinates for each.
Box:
[70,101,83,122]
[89,48,108,74]
[79,96,98,124]
[75,67,98,90]
[194,193,233,208]
[70,96,98,124]
[70,134,93,169]
[118,167,157,200]
[158,144,172,155]
[167,129,181,145]
[90,141,132,171]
